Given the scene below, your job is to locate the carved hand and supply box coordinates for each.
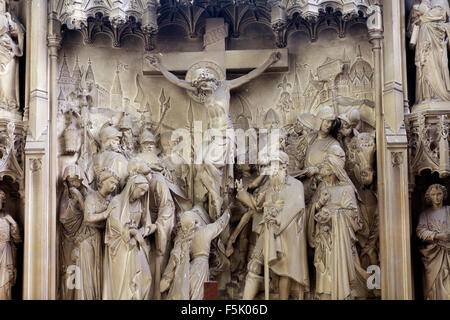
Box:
[69,187,83,203]
[305,166,319,177]
[270,51,281,63]
[160,276,171,293]
[225,241,234,257]
[235,179,245,192]
[146,55,161,69]
[435,232,450,242]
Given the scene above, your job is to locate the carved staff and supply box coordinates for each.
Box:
[188,99,195,205]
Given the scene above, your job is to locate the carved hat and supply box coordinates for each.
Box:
[127,157,151,176]
[314,105,336,131]
[99,125,122,144]
[118,114,134,130]
[62,164,83,181]
[96,167,120,185]
[139,130,156,145]
[338,107,360,127]
[296,113,315,131]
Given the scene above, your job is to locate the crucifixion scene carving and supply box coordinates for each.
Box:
[0,0,448,302]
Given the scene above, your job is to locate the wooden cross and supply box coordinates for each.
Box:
[143,18,288,77]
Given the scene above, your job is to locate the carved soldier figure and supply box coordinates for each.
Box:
[416,184,450,300]
[0,0,24,112]
[103,174,156,300]
[118,114,136,159]
[147,52,280,219]
[0,189,21,300]
[409,0,450,104]
[233,152,309,300]
[89,124,129,189]
[161,206,230,300]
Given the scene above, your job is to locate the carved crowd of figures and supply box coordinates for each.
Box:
[57,92,383,300]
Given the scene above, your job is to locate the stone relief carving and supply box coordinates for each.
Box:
[0,189,21,300]
[0,0,24,117]
[416,184,450,300]
[54,3,381,300]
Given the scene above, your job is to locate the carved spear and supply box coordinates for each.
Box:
[188,99,195,205]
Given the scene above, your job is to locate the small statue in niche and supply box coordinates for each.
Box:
[77,167,120,300]
[416,184,450,300]
[160,206,230,300]
[0,189,21,300]
[0,0,24,112]
[103,174,156,300]
[409,0,450,105]
[307,145,368,300]
[232,152,309,300]
[59,165,90,300]
[147,52,280,219]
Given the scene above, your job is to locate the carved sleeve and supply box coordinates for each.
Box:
[206,210,230,241]
[416,212,436,242]
[6,215,21,243]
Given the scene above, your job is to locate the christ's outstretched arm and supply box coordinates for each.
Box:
[228,52,281,90]
[146,55,196,92]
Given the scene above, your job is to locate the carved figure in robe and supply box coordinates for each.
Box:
[0,189,21,300]
[160,211,196,300]
[147,52,280,219]
[161,206,230,300]
[103,174,156,300]
[136,130,176,290]
[59,165,90,300]
[118,114,137,160]
[232,152,309,300]
[409,0,450,104]
[77,168,119,300]
[295,106,344,201]
[416,184,450,300]
[0,0,24,112]
[308,146,367,300]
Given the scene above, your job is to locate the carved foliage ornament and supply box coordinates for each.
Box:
[55,1,378,49]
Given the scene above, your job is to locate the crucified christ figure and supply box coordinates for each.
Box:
[147,52,281,219]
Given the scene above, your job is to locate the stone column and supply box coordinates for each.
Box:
[22,0,56,300]
[368,1,414,300]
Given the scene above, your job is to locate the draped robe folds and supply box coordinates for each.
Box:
[161,233,192,300]
[0,214,21,300]
[308,185,368,300]
[189,212,230,300]
[76,191,109,300]
[237,176,310,291]
[59,187,84,300]
[411,3,450,103]
[416,206,450,300]
[103,177,153,300]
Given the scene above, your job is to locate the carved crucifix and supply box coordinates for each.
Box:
[143,18,288,218]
